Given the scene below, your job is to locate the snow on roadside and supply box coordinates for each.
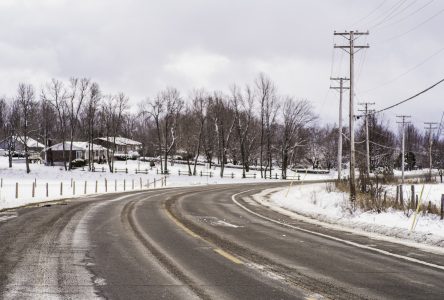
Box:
[0,157,335,211]
[384,183,444,206]
[256,183,444,248]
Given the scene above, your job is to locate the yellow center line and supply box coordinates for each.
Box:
[213,248,243,264]
[164,207,244,265]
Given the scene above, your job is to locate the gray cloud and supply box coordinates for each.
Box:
[0,0,443,129]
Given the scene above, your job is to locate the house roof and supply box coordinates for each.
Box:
[0,135,45,149]
[45,142,108,152]
[95,137,142,146]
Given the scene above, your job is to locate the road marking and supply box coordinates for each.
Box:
[165,209,200,239]
[164,208,244,265]
[232,189,444,272]
[214,248,243,264]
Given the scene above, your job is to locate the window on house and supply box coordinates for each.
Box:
[76,151,83,159]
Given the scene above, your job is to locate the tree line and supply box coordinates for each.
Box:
[0,73,442,176]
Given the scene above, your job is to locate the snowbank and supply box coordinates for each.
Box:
[257,183,444,247]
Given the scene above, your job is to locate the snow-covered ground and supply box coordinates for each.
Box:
[384,183,444,206]
[256,183,444,248]
[0,157,335,210]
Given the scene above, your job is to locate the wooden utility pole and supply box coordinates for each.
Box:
[424,122,438,180]
[358,102,375,177]
[396,115,411,185]
[330,77,349,180]
[334,30,369,201]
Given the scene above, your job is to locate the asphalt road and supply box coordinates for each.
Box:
[1,183,444,299]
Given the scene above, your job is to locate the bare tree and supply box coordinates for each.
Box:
[160,87,183,173]
[84,82,101,170]
[211,93,235,177]
[147,95,164,172]
[101,93,128,172]
[231,84,255,178]
[39,96,57,166]
[3,99,20,168]
[16,83,36,173]
[255,73,276,178]
[190,89,208,175]
[280,97,314,178]
[42,79,69,169]
[67,78,90,169]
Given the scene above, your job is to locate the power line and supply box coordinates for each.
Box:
[381,6,444,42]
[369,0,411,28]
[375,0,435,31]
[358,77,444,117]
[361,44,444,94]
[350,0,389,27]
[372,0,419,30]
[364,0,408,28]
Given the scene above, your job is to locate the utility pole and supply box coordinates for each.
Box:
[424,122,438,181]
[330,77,349,180]
[358,102,375,177]
[396,115,411,185]
[334,30,369,201]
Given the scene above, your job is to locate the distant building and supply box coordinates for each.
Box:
[93,137,142,159]
[42,142,108,165]
[0,135,45,154]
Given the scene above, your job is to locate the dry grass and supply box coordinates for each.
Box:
[334,179,441,216]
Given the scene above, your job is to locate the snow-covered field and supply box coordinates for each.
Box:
[0,157,335,210]
[256,183,444,247]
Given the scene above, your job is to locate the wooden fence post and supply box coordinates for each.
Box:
[60,182,63,196]
[73,181,76,195]
[95,180,98,193]
[46,183,49,197]
[395,186,399,204]
[105,178,108,192]
[411,185,415,209]
[132,179,134,190]
[115,179,117,191]
[154,178,156,188]
[15,182,18,199]
[124,179,126,191]
[32,182,35,198]
[441,194,444,220]
[400,185,404,206]
[84,181,87,194]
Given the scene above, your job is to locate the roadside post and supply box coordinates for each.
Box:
[441,194,444,220]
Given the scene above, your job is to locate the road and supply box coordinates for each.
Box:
[1,183,444,299]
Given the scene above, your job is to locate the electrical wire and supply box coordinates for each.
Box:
[363,0,408,28]
[381,6,444,42]
[358,77,444,117]
[350,0,389,27]
[369,0,410,28]
[372,0,419,30]
[375,0,434,31]
[361,44,444,94]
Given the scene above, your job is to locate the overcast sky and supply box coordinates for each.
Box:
[0,0,443,130]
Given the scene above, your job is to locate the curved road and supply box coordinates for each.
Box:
[0,183,444,299]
